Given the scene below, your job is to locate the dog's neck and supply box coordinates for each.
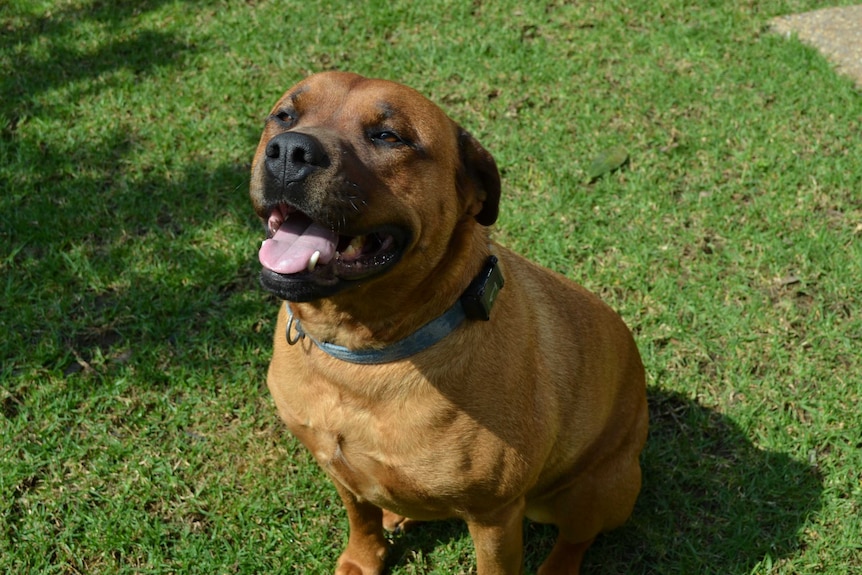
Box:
[284,295,467,364]
[286,224,498,357]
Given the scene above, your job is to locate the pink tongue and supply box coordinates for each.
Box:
[259,217,338,274]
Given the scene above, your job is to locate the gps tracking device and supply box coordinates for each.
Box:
[461,256,504,321]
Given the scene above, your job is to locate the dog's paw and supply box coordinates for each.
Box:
[335,544,387,575]
[334,560,381,575]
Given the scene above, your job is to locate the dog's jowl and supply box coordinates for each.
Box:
[250,71,648,575]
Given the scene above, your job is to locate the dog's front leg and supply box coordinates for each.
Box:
[332,481,387,575]
[466,497,526,575]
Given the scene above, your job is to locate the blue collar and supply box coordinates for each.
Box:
[284,256,503,365]
[284,255,503,365]
[285,301,467,365]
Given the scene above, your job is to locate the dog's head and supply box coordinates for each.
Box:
[250,71,500,302]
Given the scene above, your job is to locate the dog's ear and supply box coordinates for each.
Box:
[457,128,501,226]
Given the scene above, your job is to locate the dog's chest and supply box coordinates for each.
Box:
[276,375,511,517]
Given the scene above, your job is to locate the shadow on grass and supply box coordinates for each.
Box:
[555,389,821,574]
[1,1,194,118]
[386,519,471,571]
[1,2,269,380]
[2,124,259,368]
[384,390,822,574]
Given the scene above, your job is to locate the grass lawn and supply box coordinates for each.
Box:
[2,0,860,573]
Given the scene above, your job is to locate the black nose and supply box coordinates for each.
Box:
[264,132,329,184]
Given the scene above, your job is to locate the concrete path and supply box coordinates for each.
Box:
[770,5,862,88]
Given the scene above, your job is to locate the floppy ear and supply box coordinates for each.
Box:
[457,128,501,226]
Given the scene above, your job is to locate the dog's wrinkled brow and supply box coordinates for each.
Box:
[375,102,398,120]
[289,86,308,103]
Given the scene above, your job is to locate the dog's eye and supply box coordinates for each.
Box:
[274,110,295,126]
[371,130,406,146]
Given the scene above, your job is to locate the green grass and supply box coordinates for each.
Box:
[2,0,861,573]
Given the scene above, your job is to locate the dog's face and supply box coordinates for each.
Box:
[250,71,500,302]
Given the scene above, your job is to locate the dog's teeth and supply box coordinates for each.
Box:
[342,236,366,259]
[268,212,286,236]
[307,250,321,272]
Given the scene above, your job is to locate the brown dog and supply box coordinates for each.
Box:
[249,71,647,575]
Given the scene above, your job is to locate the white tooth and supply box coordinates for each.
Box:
[269,211,286,236]
[307,250,321,272]
[342,236,366,258]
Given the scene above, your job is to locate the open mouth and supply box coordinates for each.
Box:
[258,204,405,283]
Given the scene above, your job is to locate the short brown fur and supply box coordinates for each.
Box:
[250,71,648,574]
